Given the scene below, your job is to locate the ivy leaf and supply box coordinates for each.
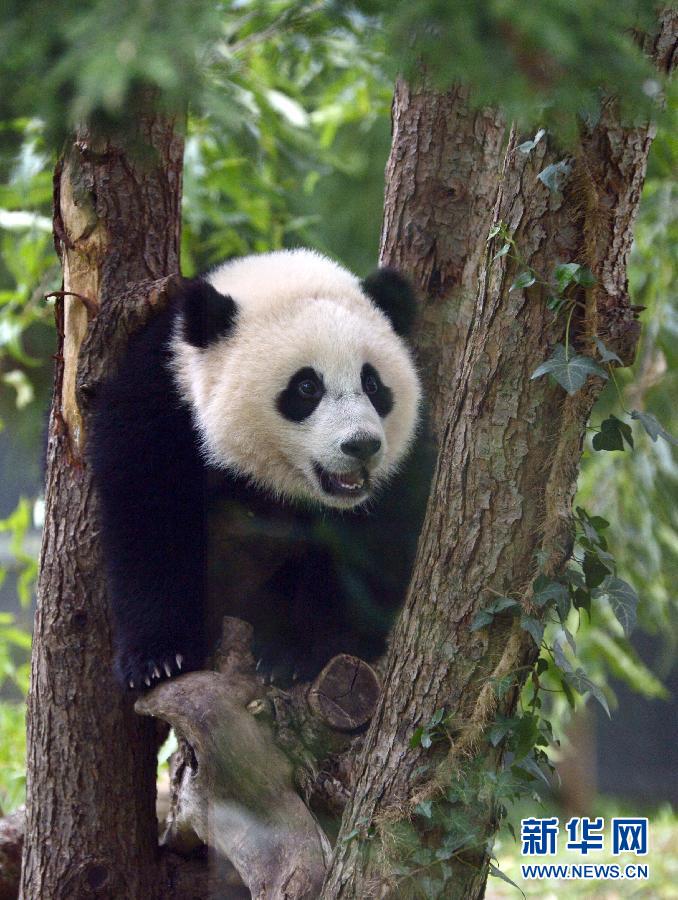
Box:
[561,626,577,655]
[553,640,575,675]
[531,344,608,395]
[470,597,518,631]
[489,717,512,747]
[489,596,520,614]
[631,410,678,447]
[595,576,638,636]
[594,336,622,365]
[537,159,572,193]
[573,588,592,615]
[415,800,433,819]
[547,295,567,313]
[565,669,611,717]
[561,676,576,709]
[487,223,502,240]
[517,128,546,153]
[583,551,611,588]
[518,754,552,787]
[488,863,526,898]
[520,614,544,648]
[494,242,511,260]
[553,262,595,291]
[592,415,634,451]
[470,609,494,631]
[429,708,445,727]
[410,726,424,749]
[532,578,568,608]
[510,271,536,292]
[576,507,609,545]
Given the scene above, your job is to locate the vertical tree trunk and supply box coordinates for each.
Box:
[322,14,675,899]
[21,112,184,899]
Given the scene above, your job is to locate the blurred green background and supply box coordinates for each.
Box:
[0,1,675,894]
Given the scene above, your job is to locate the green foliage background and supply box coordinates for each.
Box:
[0,0,675,851]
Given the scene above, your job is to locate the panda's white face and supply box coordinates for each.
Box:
[172,252,422,509]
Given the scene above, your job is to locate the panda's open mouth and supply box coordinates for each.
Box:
[313,462,369,498]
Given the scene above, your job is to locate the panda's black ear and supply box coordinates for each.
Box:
[178,277,238,349]
[361,268,418,337]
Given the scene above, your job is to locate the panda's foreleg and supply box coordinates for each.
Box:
[90,312,208,689]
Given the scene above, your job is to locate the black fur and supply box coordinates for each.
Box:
[361,363,393,418]
[361,268,418,337]
[90,280,434,689]
[181,277,238,348]
[276,367,325,422]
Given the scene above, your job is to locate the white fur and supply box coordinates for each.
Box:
[171,249,421,508]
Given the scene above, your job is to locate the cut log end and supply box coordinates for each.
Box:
[307,654,381,732]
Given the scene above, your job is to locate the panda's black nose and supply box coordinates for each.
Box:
[341,437,382,461]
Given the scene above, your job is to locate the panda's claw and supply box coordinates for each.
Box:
[164,661,172,678]
[175,654,183,670]
[129,679,136,690]
[144,675,151,686]
[152,666,161,680]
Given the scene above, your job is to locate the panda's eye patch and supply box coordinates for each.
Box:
[298,378,322,399]
[277,367,324,422]
[363,374,378,395]
[361,363,393,418]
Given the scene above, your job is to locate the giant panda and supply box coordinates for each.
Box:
[90,249,433,690]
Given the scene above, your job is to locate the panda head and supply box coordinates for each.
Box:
[172,250,422,510]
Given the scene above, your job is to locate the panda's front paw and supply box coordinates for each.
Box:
[116,647,196,691]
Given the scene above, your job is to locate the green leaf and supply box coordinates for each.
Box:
[510,270,536,292]
[520,614,544,648]
[566,669,611,717]
[470,609,494,631]
[553,640,575,675]
[583,551,611,589]
[546,295,568,313]
[631,410,678,446]
[429,708,445,727]
[531,344,608,395]
[488,596,520,614]
[538,159,572,193]
[517,754,552,788]
[532,578,568,609]
[561,676,576,709]
[595,576,638,636]
[517,128,546,153]
[592,415,634,451]
[488,863,526,898]
[594,336,622,365]
[410,726,424,749]
[494,242,511,260]
[415,799,433,819]
[561,626,577,655]
[487,223,502,240]
[489,717,512,747]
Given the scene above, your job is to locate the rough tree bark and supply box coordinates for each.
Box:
[321,14,676,900]
[21,112,184,899]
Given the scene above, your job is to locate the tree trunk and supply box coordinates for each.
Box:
[321,14,676,899]
[21,112,184,900]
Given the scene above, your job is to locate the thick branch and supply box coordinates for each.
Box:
[136,619,381,899]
